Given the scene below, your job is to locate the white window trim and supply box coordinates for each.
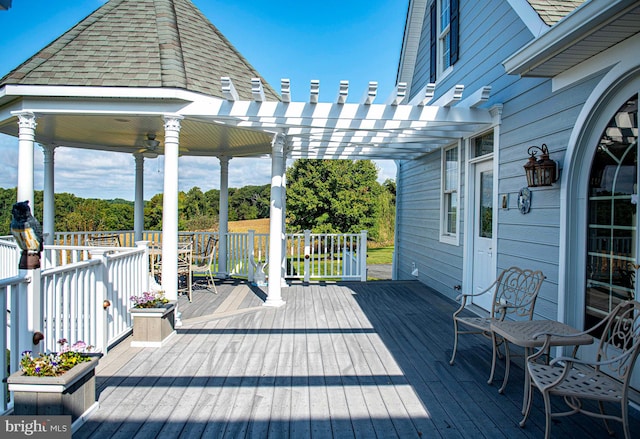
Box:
[437,0,452,78]
[440,141,461,245]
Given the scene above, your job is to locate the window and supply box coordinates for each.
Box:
[442,144,459,242]
[472,131,494,158]
[430,0,459,82]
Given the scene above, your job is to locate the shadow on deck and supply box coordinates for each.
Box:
[76,280,639,438]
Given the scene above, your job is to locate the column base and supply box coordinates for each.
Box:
[263,298,286,308]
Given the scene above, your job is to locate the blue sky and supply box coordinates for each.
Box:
[0,0,406,200]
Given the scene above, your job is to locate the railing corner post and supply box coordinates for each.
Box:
[90,249,110,353]
[360,230,368,282]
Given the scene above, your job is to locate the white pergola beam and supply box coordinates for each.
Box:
[385,82,407,106]
[281,79,291,103]
[251,77,266,102]
[459,85,491,108]
[336,80,349,104]
[221,77,239,101]
[309,80,320,104]
[431,84,465,107]
[360,81,378,105]
[408,83,436,106]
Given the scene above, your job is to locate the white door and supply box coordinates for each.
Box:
[471,160,495,310]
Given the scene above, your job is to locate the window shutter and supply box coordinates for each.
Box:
[450,0,459,64]
[429,3,437,83]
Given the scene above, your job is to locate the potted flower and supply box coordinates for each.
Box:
[129,291,177,347]
[7,339,101,428]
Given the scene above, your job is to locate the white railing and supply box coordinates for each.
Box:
[0,274,30,414]
[40,245,147,353]
[0,236,19,279]
[285,231,368,282]
[50,229,368,282]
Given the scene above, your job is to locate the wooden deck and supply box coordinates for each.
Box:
[75,280,639,438]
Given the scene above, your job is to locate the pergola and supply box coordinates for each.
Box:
[0,0,499,305]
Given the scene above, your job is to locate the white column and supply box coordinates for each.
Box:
[161,116,182,301]
[41,144,56,245]
[265,133,286,307]
[16,112,37,207]
[280,163,288,286]
[134,153,145,242]
[218,156,230,277]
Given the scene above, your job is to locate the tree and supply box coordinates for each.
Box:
[286,159,382,234]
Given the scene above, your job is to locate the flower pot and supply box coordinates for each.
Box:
[129,300,177,347]
[7,353,101,428]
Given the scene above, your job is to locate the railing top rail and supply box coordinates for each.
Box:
[42,258,101,276]
[0,274,30,289]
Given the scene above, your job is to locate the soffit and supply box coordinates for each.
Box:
[505,0,640,77]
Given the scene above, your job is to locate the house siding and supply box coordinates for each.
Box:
[396,0,607,320]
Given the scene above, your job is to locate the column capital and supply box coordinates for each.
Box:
[271,132,287,155]
[163,115,183,132]
[218,155,232,166]
[40,143,57,155]
[16,112,37,130]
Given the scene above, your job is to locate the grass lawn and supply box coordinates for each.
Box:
[367,246,394,264]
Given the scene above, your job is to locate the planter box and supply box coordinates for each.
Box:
[7,354,101,428]
[129,301,177,347]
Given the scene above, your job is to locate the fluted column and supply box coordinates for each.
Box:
[41,144,56,245]
[218,156,230,277]
[161,116,182,301]
[16,112,37,207]
[265,133,286,307]
[134,153,145,242]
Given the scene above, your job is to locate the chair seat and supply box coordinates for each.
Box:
[528,362,624,403]
[457,316,492,332]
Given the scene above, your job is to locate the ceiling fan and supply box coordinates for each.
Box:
[135,134,160,158]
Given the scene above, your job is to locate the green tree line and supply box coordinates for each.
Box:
[0,159,396,244]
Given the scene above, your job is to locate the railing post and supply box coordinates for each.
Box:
[18,269,43,357]
[248,230,255,282]
[304,230,311,283]
[360,230,368,282]
[91,249,110,353]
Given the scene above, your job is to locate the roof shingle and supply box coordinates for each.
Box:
[527,0,587,26]
[0,0,279,101]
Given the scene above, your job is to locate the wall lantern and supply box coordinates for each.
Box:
[524,144,558,187]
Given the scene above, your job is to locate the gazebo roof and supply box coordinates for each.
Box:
[0,0,278,101]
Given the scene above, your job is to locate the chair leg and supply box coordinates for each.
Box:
[207,269,218,294]
[450,320,459,365]
[541,391,553,439]
[620,400,631,439]
[598,400,616,438]
[519,373,534,428]
[498,340,511,394]
[489,332,498,384]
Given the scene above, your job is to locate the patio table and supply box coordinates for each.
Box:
[490,319,593,414]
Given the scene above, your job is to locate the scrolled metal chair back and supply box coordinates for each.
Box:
[595,300,640,381]
[492,267,545,320]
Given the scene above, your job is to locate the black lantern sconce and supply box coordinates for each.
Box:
[524,144,558,187]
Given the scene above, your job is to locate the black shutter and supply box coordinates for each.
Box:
[430,3,437,83]
[450,0,459,64]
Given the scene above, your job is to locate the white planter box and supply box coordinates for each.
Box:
[129,301,177,347]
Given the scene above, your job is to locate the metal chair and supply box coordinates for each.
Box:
[449,266,545,386]
[521,300,640,439]
[191,236,218,294]
[176,241,193,302]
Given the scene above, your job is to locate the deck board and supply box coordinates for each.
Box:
[74,280,640,438]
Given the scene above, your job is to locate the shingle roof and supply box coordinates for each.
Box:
[527,0,587,25]
[0,0,279,101]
